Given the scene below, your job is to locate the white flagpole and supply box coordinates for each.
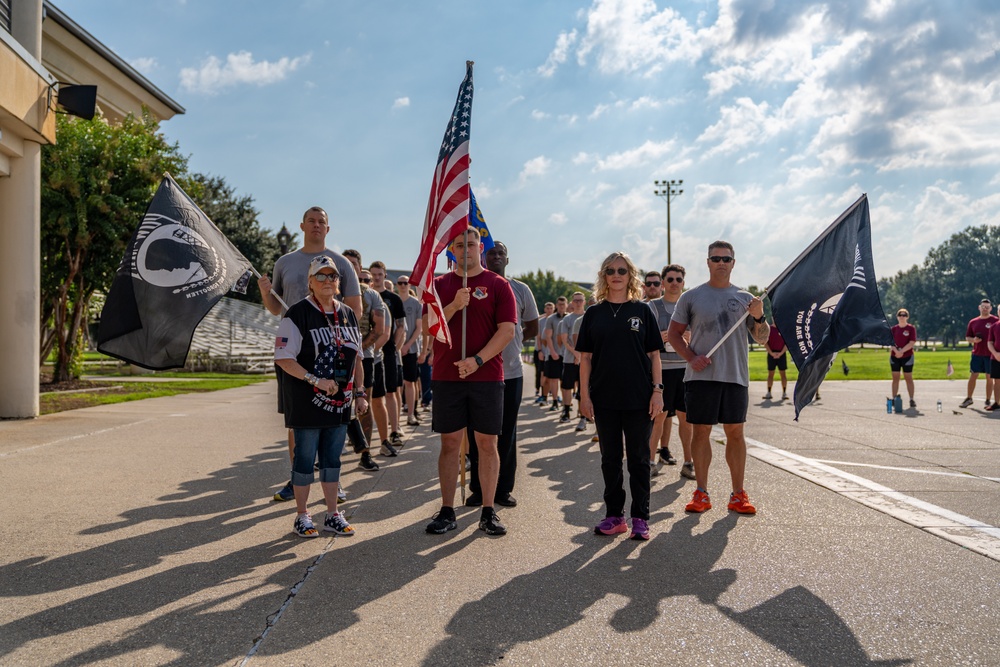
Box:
[250,267,290,314]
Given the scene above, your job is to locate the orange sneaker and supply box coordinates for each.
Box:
[727,490,756,514]
[685,488,712,513]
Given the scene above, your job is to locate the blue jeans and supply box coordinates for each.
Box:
[419,359,433,406]
[291,425,347,486]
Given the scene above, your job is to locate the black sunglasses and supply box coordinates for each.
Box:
[604,267,629,276]
[359,277,371,284]
[708,256,734,264]
[645,280,661,287]
[313,272,340,282]
[664,276,683,283]
[397,280,409,285]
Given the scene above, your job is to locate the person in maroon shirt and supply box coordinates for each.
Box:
[890,309,917,408]
[960,299,998,409]
[423,227,516,537]
[986,313,1000,411]
[763,321,789,401]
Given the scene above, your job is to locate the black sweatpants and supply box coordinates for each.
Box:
[594,406,652,520]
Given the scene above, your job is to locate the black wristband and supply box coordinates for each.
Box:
[473,354,484,367]
[753,315,766,324]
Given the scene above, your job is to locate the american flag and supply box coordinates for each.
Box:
[411,61,474,346]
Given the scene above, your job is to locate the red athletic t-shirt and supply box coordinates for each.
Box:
[989,319,1000,359]
[766,326,786,354]
[966,315,998,357]
[891,324,916,358]
[431,270,517,382]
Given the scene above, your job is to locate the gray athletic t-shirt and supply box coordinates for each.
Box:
[359,287,387,360]
[669,283,754,386]
[503,279,539,380]
[560,312,583,364]
[271,249,361,309]
[543,313,566,359]
[400,295,423,356]
[648,299,686,371]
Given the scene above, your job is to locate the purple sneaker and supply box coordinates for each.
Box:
[630,518,650,541]
[594,516,628,535]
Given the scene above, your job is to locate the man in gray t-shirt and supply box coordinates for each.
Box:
[666,241,768,516]
[396,275,425,425]
[557,294,585,424]
[541,297,567,411]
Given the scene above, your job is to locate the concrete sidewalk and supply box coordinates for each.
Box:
[0,374,997,666]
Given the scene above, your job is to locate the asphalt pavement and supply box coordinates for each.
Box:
[0,371,997,666]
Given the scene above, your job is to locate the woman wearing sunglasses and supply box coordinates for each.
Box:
[890,309,917,408]
[274,256,366,538]
[576,252,664,541]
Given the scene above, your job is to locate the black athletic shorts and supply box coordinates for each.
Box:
[431,380,504,435]
[361,358,376,390]
[402,352,419,382]
[889,355,914,373]
[766,353,788,371]
[990,359,1000,380]
[684,380,748,425]
[275,364,285,414]
[662,368,686,416]
[371,361,387,399]
[561,363,579,390]
[544,358,564,380]
[383,354,401,392]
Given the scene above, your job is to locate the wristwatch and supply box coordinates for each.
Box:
[652,383,664,391]
[753,315,766,324]
[473,355,484,367]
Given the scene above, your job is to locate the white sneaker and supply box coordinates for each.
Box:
[763,391,772,400]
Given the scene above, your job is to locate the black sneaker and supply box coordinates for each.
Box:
[658,447,677,465]
[479,509,507,536]
[909,398,917,408]
[426,510,457,534]
[559,409,571,423]
[273,481,294,502]
[496,495,517,508]
[680,462,696,480]
[380,440,399,457]
[360,452,379,471]
[959,398,973,408]
[465,492,483,507]
[390,431,404,447]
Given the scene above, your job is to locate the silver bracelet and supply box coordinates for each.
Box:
[304,372,317,386]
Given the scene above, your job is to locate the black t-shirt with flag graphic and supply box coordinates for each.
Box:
[275,298,362,429]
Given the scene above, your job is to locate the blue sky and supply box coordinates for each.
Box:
[55,0,1000,289]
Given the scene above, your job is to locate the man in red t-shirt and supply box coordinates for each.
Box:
[423,227,516,536]
[763,322,788,401]
[960,299,998,409]
[986,311,1000,411]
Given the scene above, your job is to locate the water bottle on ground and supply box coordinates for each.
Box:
[937,399,942,413]
[886,398,893,414]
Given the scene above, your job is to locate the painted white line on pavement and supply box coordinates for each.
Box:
[809,458,1000,483]
[723,428,1000,562]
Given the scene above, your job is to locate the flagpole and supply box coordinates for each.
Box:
[703,193,867,359]
[458,226,470,501]
[249,267,290,314]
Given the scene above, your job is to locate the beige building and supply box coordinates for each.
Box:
[0,0,183,418]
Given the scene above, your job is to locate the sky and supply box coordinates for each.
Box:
[54,0,1000,289]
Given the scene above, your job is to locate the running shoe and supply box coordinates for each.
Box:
[496,494,517,508]
[727,489,757,514]
[591,435,600,443]
[680,462,696,480]
[986,402,1000,412]
[479,509,507,536]
[575,417,588,432]
[273,481,294,502]
[959,398,973,408]
[781,391,788,400]
[658,447,677,465]
[549,402,560,412]
[534,396,547,405]
[685,489,712,513]
[650,461,660,478]
[380,440,399,457]
[987,400,994,410]
[465,492,483,507]
[426,510,457,534]
[337,487,347,503]
[390,431,404,447]
[293,513,319,538]
[630,518,650,541]
[594,516,627,535]
[763,391,773,400]
[909,398,917,408]
[407,415,421,426]
[323,511,355,536]
[360,452,379,471]
[559,412,571,424]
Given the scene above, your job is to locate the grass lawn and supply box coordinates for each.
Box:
[748,346,971,382]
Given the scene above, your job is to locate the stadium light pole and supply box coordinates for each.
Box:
[653,179,683,264]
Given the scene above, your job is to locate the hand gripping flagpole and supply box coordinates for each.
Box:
[249,267,290,314]
[702,194,868,359]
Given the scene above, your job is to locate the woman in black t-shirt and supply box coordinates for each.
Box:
[274,256,366,538]
[576,252,664,542]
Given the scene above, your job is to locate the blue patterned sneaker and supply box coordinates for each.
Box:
[630,518,650,541]
[273,481,294,502]
[594,516,628,536]
[323,511,355,536]
[293,513,319,538]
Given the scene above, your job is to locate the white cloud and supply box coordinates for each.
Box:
[549,212,568,226]
[538,29,578,77]
[518,155,552,186]
[130,57,158,75]
[392,97,410,110]
[593,139,675,171]
[531,109,550,120]
[179,51,311,94]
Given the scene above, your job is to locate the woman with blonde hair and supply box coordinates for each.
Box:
[576,252,664,541]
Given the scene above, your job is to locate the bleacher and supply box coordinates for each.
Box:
[187,297,279,373]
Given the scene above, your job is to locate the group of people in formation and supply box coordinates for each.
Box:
[257,206,772,541]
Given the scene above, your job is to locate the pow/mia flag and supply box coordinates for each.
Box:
[97,174,253,369]
[768,194,893,418]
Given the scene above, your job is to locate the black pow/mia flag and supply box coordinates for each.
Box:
[768,194,893,418]
[97,174,253,369]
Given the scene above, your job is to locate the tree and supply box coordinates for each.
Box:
[513,269,589,311]
[182,173,283,304]
[41,111,187,381]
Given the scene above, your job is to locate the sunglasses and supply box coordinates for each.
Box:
[708,256,734,264]
[645,280,661,287]
[360,278,371,284]
[572,298,585,303]
[664,276,683,283]
[604,267,629,276]
[313,272,340,282]
[397,281,408,285]
[897,313,908,317]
